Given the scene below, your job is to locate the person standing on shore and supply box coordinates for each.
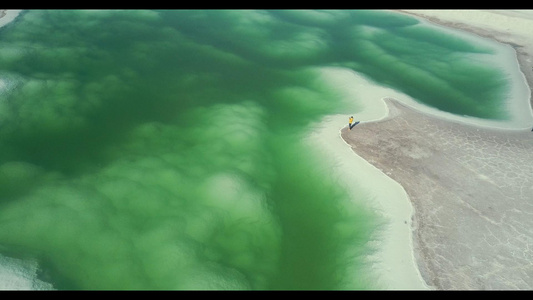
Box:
[349,116,354,130]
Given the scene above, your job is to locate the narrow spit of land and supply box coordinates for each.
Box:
[342,98,533,289]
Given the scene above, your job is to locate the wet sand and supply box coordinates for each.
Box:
[342,11,533,289]
[0,10,21,29]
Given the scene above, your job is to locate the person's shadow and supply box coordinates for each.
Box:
[349,121,360,129]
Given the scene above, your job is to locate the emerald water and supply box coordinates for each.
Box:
[0,10,514,290]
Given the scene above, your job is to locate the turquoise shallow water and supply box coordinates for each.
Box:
[0,10,513,289]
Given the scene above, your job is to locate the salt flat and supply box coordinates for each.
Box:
[342,97,533,289]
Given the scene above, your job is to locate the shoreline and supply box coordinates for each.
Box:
[341,97,533,289]
[340,10,533,289]
[0,10,56,290]
[391,10,533,130]
[398,10,533,120]
[308,68,431,290]
[0,10,22,29]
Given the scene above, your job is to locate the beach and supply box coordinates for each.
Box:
[340,10,533,289]
[0,10,20,29]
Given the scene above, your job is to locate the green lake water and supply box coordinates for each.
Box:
[0,10,513,289]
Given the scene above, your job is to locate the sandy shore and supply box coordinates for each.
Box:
[0,10,21,29]
[341,10,533,289]
[308,68,432,290]
[343,99,533,289]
